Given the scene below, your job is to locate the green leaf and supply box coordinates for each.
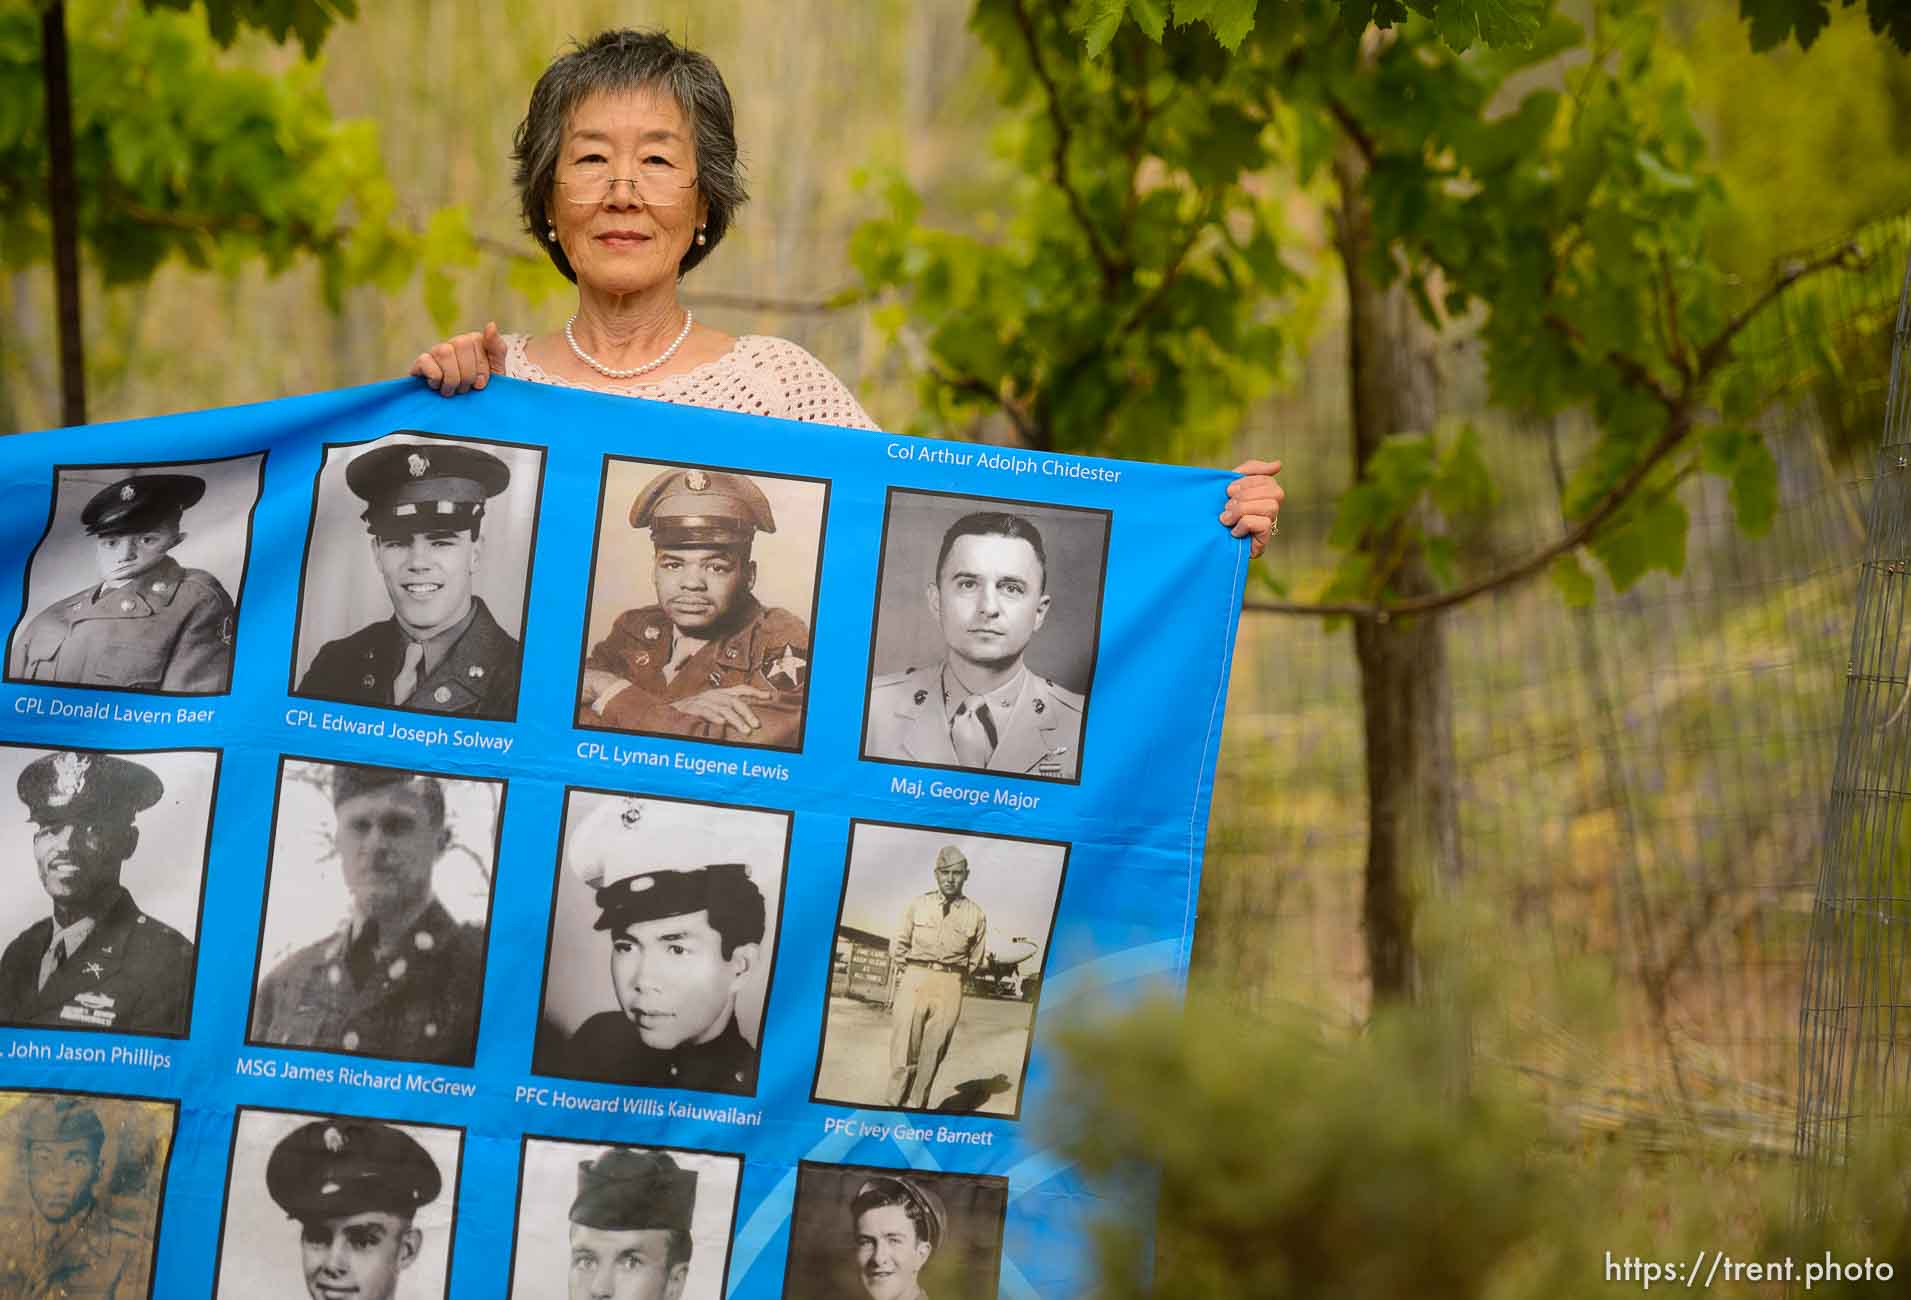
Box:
[1130,0,1170,40]
[1170,0,1258,49]
[1739,0,1833,51]
[1075,0,1128,56]
[1550,553,1598,607]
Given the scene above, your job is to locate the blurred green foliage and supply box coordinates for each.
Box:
[1,0,473,326]
[1052,992,1911,1298]
[857,0,1815,611]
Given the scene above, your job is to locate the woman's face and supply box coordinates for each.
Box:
[550,88,707,300]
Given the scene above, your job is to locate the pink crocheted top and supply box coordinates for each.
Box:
[502,332,879,430]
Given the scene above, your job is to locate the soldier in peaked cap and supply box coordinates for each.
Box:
[566,1147,698,1300]
[578,466,810,748]
[9,471,236,694]
[296,436,523,720]
[266,1118,442,1300]
[849,1175,947,1300]
[0,750,196,1035]
[865,511,1083,780]
[251,764,487,1066]
[539,796,767,1096]
[2,1096,154,1298]
[886,845,987,1110]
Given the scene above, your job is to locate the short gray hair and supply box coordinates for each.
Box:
[512,29,747,281]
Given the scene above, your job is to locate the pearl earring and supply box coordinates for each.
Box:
[696,227,707,246]
[546,224,557,242]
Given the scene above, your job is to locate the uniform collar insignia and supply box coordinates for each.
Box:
[407,452,430,478]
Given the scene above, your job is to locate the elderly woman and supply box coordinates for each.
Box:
[411,29,1283,554]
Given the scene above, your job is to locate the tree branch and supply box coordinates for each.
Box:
[1008,0,1122,289]
[1244,408,1693,620]
[1696,240,1864,375]
[1543,311,1679,410]
[1323,93,1377,166]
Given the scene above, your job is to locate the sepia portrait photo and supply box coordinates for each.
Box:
[782,1162,1007,1300]
[534,788,791,1096]
[215,1107,461,1300]
[575,457,828,751]
[6,453,264,695]
[509,1137,742,1300]
[289,429,546,721]
[811,821,1068,1119]
[860,489,1110,783]
[0,744,216,1038]
[247,757,503,1066]
[0,1088,178,1299]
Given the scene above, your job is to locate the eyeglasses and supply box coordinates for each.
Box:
[555,162,699,207]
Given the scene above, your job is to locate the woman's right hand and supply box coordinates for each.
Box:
[410,321,507,396]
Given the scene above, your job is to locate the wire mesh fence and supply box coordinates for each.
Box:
[1791,229,1911,1210]
[1200,213,1911,1155]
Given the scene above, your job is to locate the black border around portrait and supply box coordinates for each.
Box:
[3,451,269,698]
[211,1102,466,1300]
[780,1158,1010,1300]
[285,428,548,723]
[0,1082,182,1300]
[240,753,508,1068]
[505,1131,746,1300]
[855,485,1112,787]
[805,815,1072,1122]
[528,783,796,1099]
[0,740,222,1042]
[571,454,832,754]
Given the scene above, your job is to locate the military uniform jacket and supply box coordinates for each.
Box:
[0,1204,150,1299]
[892,892,988,969]
[552,1011,758,1095]
[251,897,485,1065]
[296,597,521,720]
[864,661,1084,779]
[580,595,808,747]
[8,556,233,693]
[0,887,194,1035]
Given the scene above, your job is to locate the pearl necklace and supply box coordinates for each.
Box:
[564,310,694,380]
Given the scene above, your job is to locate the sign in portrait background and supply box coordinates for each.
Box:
[0,377,1247,1299]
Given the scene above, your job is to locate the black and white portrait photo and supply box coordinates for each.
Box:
[0,1089,178,1299]
[782,1162,1007,1300]
[215,1107,460,1300]
[534,789,790,1096]
[860,490,1110,783]
[289,429,545,721]
[575,458,827,751]
[812,822,1068,1119]
[0,745,215,1038]
[247,758,502,1066]
[510,1138,741,1300]
[6,454,263,695]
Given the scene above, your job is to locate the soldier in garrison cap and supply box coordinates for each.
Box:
[0,751,196,1035]
[296,436,523,720]
[865,512,1084,780]
[849,1175,946,1300]
[886,845,987,1110]
[0,1097,153,1298]
[578,466,810,748]
[251,765,487,1065]
[539,797,766,1095]
[566,1147,697,1300]
[265,1118,442,1300]
[8,471,236,694]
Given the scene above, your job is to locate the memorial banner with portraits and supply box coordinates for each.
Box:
[0,376,1247,1299]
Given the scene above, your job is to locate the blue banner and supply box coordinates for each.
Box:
[0,377,1244,1299]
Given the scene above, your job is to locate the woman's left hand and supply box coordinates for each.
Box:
[1222,459,1285,558]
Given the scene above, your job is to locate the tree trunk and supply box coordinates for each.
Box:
[41,2,85,427]
[1333,137,1462,1006]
